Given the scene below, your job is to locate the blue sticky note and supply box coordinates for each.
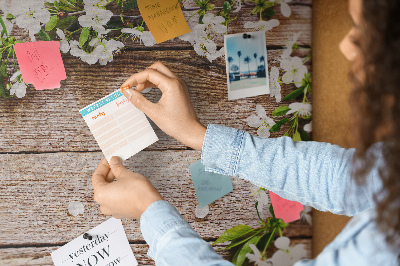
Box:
[190,161,233,208]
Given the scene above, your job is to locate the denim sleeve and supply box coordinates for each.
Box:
[140,200,234,266]
[201,124,383,216]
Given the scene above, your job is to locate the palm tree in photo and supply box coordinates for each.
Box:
[244,56,252,78]
[237,51,242,78]
[228,56,233,73]
[259,55,266,77]
[253,53,258,73]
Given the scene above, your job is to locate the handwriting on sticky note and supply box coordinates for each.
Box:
[51,218,138,266]
[190,161,233,208]
[137,0,191,43]
[14,41,66,90]
[80,90,158,162]
[269,191,304,223]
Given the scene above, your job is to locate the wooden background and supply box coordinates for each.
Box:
[0,1,312,265]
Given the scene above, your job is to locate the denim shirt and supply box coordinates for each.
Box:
[140,124,399,265]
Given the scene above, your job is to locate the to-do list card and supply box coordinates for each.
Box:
[51,218,138,266]
[80,90,158,162]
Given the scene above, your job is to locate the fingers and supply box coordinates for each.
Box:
[109,156,129,179]
[121,89,158,117]
[147,61,177,79]
[120,68,173,94]
[92,158,110,189]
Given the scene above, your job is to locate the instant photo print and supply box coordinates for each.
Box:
[224,31,269,100]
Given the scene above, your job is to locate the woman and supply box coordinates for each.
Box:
[91,0,400,264]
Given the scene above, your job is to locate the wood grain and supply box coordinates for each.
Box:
[0,239,311,265]
[0,49,311,153]
[0,151,311,246]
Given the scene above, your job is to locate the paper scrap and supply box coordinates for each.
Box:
[79,90,158,162]
[190,161,233,208]
[137,0,191,44]
[269,191,304,223]
[14,41,66,90]
[51,218,138,266]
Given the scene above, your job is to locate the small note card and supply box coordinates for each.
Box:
[190,161,233,208]
[269,191,304,223]
[137,0,191,43]
[51,218,138,266]
[80,90,158,162]
[14,41,67,90]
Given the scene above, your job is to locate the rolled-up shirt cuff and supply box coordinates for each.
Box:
[140,200,192,259]
[201,124,245,176]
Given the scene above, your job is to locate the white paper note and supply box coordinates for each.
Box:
[51,218,138,266]
[80,90,158,162]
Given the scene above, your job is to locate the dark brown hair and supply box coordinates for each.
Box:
[350,0,400,252]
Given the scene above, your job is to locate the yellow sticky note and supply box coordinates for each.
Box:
[137,0,191,44]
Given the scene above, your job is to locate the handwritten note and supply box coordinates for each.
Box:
[137,0,191,43]
[80,90,158,162]
[14,41,66,90]
[51,218,138,266]
[190,161,233,208]
[269,191,304,223]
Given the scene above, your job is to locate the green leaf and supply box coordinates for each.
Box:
[124,0,138,10]
[224,233,257,250]
[283,86,306,101]
[269,118,289,133]
[213,224,255,245]
[38,29,51,41]
[272,105,290,116]
[6,13,16,20]
[223,1,231,14]
[56,15,77,30]
[79,27,90,47]
[263,8,276,18]
[45,15,59,31]
[299,129,311,141]
[293,130,302,141]
[269,204,276,219]
[236,235,261,266]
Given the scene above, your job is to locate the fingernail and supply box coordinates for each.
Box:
[121,85,130,91]
[124,89,133,100]
[111,156,122,165]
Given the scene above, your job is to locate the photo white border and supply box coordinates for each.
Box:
[224,31,269,100]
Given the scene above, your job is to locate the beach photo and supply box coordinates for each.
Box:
[224,31,269,100]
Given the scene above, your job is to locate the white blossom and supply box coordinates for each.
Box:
[11,0,50,41]
[244,19,279,31]
[97,39,124,65]
[270,66,281,102]
[56,28,70,53]
[10,81,27,98]
[303,121,312,133]
[282,32,301,59]
[179,13,226,62]
[69,38,123,65]
[300,206,312,226]
[251,185,269,218]
[266,236,307,265]
[280,56,308,87]
[287,102,312,118]
[246,244,269,266]
[121,28,156,47]
[247,105,276,138]
[270,0,292,17]
[78,6,112,35]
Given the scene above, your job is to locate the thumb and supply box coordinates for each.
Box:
[109,156,129,179]
[122,88,155,115]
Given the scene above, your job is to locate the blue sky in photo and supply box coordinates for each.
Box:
[226,32,267,74]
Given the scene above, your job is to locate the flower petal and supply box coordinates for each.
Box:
[247,114,263,128]
[275,236,290,250]
[256,105,267,119]
[281,2,291,17]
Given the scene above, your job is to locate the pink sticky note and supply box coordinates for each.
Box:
[270,191,304,223]
[14,41,66,90]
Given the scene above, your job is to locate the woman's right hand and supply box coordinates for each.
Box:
[120,61,207,151]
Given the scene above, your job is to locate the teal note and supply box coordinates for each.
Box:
[189,161,233,208]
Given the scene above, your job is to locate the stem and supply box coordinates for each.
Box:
[187,9,200,22]
[0,16,8,37]
[263,227,277,254]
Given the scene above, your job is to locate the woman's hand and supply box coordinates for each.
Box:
[91,156,164,220]
[120,61,206,151]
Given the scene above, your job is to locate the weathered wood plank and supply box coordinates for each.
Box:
[0,239,311,265]
[0,49,311,152]
[0,151,312,245]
